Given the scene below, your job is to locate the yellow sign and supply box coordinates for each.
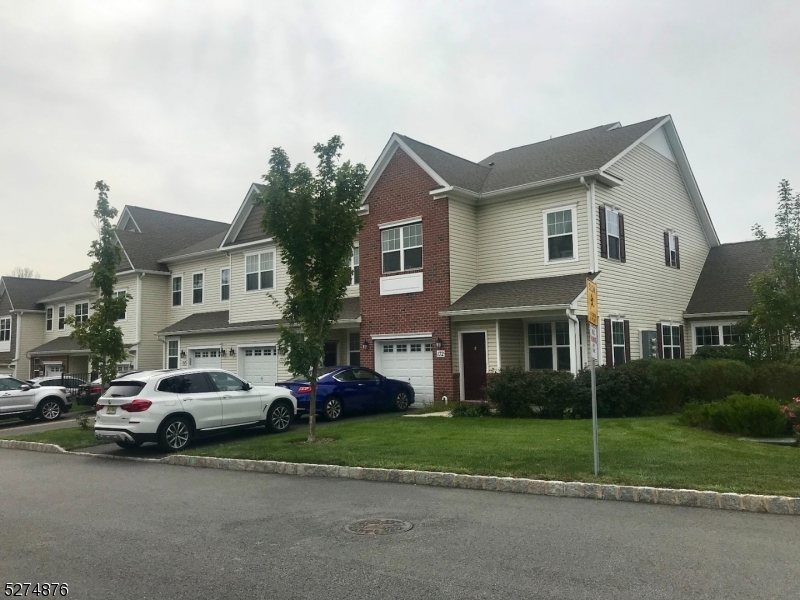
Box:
[586,279,598,327]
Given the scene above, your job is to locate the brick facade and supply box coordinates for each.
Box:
[359,148,456,402]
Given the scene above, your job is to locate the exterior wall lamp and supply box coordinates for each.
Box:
[179,350,186,359]
[435,337,444,349]
[229,348,236,357]
[361,339,370,351]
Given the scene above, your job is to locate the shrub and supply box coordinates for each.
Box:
[681,394,788,437]
[575,361,655,417]
[752,362,800,402]
[691,345,749,361]
[692,359,753,403]
[450,402,492,418]
[486,368,580,418]
[780,399,800,436]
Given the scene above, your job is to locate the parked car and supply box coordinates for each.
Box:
[28,376,86,399]
[76,372,142,406]
[277,366,414,421]
[94,368,297,451]
[0,375,71,421]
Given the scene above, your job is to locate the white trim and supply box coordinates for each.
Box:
[609,318,626,365]
[370,332,432,341]
[185,345,223,368]
[542,204,579,264]
[378,216,422,230]
[220,266,231,302]
[166,338,181,369]
[219,183,264,249]
[605,206,622,262]
[159,322,281,337]
[362,135,448,203]
[191,271,205,306]
[45,306,53,332]
[440,304,571,318]
[171,274,184,308]
[244,249,276,293]
[113,290,127,322]
[73,301,90,324]
[349,244,360,288]
[458,329,489,402]
[114,230,137,271]
[114,269,171,276]
[690,320,743,354]
[495,320,501,371]
[116,207,142,233]
[0,315,11,353]
[684,311,749,319]
[57,304,66,330]
[600,117,670,173]
[135,274,143,343]
[380,221,423,275]
[524,318,573,373]
[13,314,22,362]
[218,237,275,252]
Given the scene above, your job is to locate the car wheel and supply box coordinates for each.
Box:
[38,398,63,421]
[393,390,410,411]
[116,440,143,449]
[323,396,343,421]
[267,401,293,433]
[158,416,192,452]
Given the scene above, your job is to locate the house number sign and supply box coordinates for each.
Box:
[436,350,445,358]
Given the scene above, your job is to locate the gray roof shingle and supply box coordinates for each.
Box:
[398,135,491,193]
[1,278,76,311]
[686,239,776,315]
[58,269,92,282]
[28,337,87,355]
[38,278,96,303]
[445,273,596,313]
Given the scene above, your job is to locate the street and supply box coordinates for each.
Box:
[1,450,797,599]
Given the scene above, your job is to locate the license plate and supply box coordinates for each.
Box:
[106,406,116,415]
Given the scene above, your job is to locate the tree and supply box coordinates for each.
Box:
[9,267,39,278]
[742,179,800,361]
[257,136,367,442]
[65,181,129,384]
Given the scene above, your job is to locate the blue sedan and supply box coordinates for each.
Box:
[276,366,415,421]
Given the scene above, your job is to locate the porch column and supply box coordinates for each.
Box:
[568,316,579,376]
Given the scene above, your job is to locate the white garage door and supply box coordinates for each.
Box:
[192,349,221,369]
[241,346,278,387]
[376,340,434,404]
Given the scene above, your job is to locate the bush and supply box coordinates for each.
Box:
[681,394,789,437]
[752,362,800,402]
[450,402,492,417]
[691,345,749,361]
[486,368,580,418]
[574,361,655,417]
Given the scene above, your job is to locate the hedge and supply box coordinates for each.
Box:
[680,394,790,437]
[486,359,800,419]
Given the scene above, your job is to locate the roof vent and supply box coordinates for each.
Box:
[606,122,622,131]
[487,162,494,167]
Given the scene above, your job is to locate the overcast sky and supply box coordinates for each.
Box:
[1,0,798,279]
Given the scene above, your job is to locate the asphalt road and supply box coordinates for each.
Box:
[2,450,798,599]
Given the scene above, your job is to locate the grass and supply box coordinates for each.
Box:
[5,415,798,496]
[8,426,100,450]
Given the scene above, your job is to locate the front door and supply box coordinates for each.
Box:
[323,341,339,367]
[462,332,487,401]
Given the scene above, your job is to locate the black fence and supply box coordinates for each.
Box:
[60,372,98,397]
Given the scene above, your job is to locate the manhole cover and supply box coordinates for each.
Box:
[345,519,413,535]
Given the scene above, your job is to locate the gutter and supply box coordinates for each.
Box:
[683,311,749,319]
[440,304,570,317]
[156,317,361,340]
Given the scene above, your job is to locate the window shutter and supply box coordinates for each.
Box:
[656,323,663,358]
[618,213,626,263]
[663,232,670,266]
[604,319,613,366]
[599,207,608,259]
[679,325,685,359]
[675,236,681,269]
[624,320,631,362]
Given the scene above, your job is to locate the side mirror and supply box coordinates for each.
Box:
[243,382,252,391]
[21,384,31,391]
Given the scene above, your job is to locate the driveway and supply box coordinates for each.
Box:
[1,449,797,600]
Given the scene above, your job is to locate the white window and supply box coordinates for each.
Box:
[58,305,66,330]
[246,251,275,291]
[220,268,230,301]
[606,208,621,261]
[527,321,571,371]
[611,320,626,365]
[172,276,182,306]
[348,332,360,366]
[396,343,408,353]
[667,232,679,268]
[114,291,126,321]
[544,207,576,262]
[74,302,89,324]
[381,223,422,274]
[192,273,204,304]
[661,324,682,359]
[46,307,53,331]
[350,246,360,285]
[723,325,743,345]
[0,317,11,351]
[694,326,719,347]
[383,344,394,353]
[167,340,179,369]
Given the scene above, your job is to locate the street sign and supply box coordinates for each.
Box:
[589,323,598,360]
[586,278,598,327]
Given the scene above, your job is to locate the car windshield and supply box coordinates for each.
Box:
[103,381,146,398]
[288,367,339,382]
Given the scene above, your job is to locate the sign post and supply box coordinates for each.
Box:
[586,278,600,476]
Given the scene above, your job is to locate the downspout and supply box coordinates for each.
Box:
[580,176,598,273]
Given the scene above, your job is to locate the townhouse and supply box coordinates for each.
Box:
[0,114,771,403]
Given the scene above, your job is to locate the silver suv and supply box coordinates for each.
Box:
[0,375,71,421]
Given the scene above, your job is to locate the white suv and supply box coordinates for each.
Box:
[0,375,71,421]
[94,369,297,451]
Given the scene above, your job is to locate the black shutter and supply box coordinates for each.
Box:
[663,232,670,266]
[618,213,626,263]
[624,320,631,363]
[604,319,613,366]
[599,207,608,259]
[679,325,686,359]
[656,323,663,359]
[675,236,681,269]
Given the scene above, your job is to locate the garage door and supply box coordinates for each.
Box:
[241,346,278,387]
[376,340,434,404]
[191,349,221,369]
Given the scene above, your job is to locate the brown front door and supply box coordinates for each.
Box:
[462,332,487,400]
[323,341,339,367]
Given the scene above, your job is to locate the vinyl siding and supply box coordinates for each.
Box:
[229,243,288,324]
[0,290,15,366]
[498,318,525,369]
[137,275,170,370]
[232,203,269,245]
[115,273,138,343]
[15,313,45,379]
[448,200,478,303]
[165,253,232,324]
[42,294,97,343]
[594,142,710,362]
[476,186,590,284]
[451,320,498,373]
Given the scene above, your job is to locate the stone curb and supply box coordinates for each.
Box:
[2,440,798,515]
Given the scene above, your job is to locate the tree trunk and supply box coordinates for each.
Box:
[308,361,318,443]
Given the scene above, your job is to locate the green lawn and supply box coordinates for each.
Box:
[8,426,100,450]
[5,415,798,496]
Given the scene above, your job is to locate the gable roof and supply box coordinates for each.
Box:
[442,273,596,315]
[0,277,76,311]
[686,239,776,316]
[397,135,491,193]
[38,278,96,304]
[219,184,271,249]
[58,268,92,282]
[115,206,229,272]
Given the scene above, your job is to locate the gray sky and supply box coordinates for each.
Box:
[1,0,798,279]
